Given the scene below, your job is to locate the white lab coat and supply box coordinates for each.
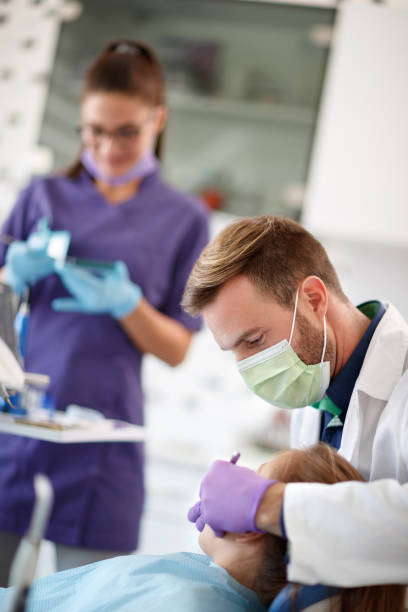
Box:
[286,303,408,586]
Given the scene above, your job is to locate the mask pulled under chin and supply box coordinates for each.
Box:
[80,148,158,186]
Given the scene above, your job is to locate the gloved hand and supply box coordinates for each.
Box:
[188,460,277,537]
[4,218,56,295]
[52,261,142,319]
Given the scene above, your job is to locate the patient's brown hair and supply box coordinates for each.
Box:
[182,215,348,316]
[254,443,406,611]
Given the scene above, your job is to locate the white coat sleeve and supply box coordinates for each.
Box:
[284,479,408,586]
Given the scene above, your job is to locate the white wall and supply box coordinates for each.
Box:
[0,0,78,224]
[302,3,408,246]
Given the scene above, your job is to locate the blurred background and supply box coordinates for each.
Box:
[0,0,407,568]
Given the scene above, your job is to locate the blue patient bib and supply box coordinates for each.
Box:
[0,552,265,612]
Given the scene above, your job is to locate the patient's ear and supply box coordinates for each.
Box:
[233,532,265,544]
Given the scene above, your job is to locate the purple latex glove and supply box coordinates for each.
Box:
[188,460,277,537]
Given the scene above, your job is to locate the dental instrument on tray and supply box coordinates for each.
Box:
[0,382,16,410]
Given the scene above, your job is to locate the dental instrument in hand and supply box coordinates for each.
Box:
[230,451,241,464]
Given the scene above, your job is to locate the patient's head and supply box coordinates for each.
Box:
[199,443,358,594]
[254,443,365,606]
[256,442,364,484]
[200,444,406,612]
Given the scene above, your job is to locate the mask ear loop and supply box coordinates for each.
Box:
[289,288,327,363]
[288,289,299,346]
[320,314,327,363]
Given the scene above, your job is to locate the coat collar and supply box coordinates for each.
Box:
[355,304,408,401]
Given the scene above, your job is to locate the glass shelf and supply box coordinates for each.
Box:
[168,91,315,125]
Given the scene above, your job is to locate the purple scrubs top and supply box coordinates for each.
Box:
[0,169,208,551]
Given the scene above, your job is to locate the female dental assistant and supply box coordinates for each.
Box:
[0,39,209,581]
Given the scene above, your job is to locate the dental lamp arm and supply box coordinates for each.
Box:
[5,474,54,612]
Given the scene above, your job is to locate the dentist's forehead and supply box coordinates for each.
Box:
[202,276,289,350]
[212,324,264,352]
[203,304,262,351]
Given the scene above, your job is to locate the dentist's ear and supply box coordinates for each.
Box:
[299,276,328,318]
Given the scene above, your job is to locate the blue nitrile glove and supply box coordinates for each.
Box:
[52,261,142,319]
[4,218,55,295]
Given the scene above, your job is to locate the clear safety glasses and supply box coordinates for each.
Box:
[76,117,154,151]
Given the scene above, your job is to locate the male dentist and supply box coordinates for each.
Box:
[182,215,408,587]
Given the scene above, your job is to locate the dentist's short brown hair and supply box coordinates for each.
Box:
[182,215,347,315]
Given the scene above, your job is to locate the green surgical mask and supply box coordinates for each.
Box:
[237,290,330,409]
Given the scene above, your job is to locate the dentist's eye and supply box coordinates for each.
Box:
[247,335,264,347]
